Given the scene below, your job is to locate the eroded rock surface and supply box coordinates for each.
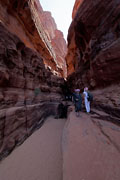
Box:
[0,22,64,160]
[0,0,67,77]
[67,0,120,86]
[66,0,120,122]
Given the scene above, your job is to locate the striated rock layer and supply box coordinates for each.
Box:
[66,0,120,88]
[0,0,67,77]
[0,22,64,160]
[36,0,67,77]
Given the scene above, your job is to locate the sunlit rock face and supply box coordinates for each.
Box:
[51,30,67,77]
[0,0,67,77]
[72,0,84,19]
[36,1,67,77]
[66,0,120,89]
[0,22,65,160]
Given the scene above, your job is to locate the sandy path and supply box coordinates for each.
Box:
[62,109,120,180]
[0,117,65,180]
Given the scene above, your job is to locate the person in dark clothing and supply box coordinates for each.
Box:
[73,89,82,117]
[57,102,68,118]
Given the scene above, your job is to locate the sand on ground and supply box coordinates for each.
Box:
[0,117,65,180]
[62,109,120,180]
[1,106,120,180]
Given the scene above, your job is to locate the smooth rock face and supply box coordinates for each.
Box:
[0,0,67,77]
[66,0,120,87]
[0,22,64,160]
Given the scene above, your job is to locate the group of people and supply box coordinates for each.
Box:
[73,87,92,117]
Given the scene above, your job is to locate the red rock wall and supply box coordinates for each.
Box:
[0,22,64,160]
[66,0,120,89]
[34,1,67,77]
[0,0,67,77]
[72,0,84,19]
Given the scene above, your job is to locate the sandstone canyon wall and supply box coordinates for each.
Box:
[72,0,84,19]
[0,22,65,160]
[0,0,66,160]
[67,0,120,88]
[35,1,67,77]
[0,0,67,77]
[66,0,120,114]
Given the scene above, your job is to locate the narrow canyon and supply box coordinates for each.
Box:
[0,0,120,180]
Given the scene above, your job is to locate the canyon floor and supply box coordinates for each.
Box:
[0,106,120,180]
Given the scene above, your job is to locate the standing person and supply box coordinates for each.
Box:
[73,89,82,117]
[83,87,90,113]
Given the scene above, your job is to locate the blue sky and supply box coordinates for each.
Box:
[39,0,75,41]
